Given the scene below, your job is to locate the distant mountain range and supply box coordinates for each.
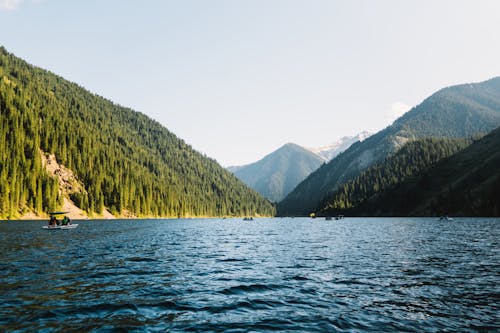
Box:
[228,133,370,202]
[278,77,500,216]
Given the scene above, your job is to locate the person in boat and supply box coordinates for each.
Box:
[62,216,71,226]
[49,216,57,226]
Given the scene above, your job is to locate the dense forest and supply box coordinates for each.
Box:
[278,77,500,216]
[0,47,274,218]
[317,137,473,215]
[337,126,500,217]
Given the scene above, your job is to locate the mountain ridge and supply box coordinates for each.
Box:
[278,76,500,216]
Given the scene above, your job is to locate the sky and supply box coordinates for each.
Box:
[1,0,500,166]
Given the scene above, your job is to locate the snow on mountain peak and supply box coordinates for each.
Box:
[307,131,372,161]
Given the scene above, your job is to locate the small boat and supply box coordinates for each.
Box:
[243,217,254,221]
[335,215,344,220]
[439,216,453,221]
[42,224,79,230]
[43,211,78,229]
[325,216,333,221]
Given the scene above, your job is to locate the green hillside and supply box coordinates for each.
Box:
[339,126,500,216]
[0,47,274,219]
[317,137,473,215]
[278,77,500,216]
[230,143,325,202]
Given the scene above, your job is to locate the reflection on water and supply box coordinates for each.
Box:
[0,218,498,332]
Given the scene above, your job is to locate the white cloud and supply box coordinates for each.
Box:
[0,0,42,10]
[0,0,23,10]
[386,101,410,123]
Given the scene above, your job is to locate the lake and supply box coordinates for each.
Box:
[0,218,498,332]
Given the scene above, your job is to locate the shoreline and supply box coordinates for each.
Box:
[2,214,275,221]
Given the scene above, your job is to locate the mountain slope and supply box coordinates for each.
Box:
[278,77,500,216]
[0,46,274,218]
[229,143,325,202]
[317,137,474,215]
[341,126,500,216]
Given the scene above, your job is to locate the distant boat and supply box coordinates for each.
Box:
[335,215,344,220]
[325,216,333,221]
[43,211,78,229]
[439,216,453,221]
[42,224,79,230]
[243,217,254,221]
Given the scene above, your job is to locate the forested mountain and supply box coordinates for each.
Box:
[278,77,500,216]
[229,143,325,202]
[317,137,474,215]
[331,126,500,216]
[0,47,274,219]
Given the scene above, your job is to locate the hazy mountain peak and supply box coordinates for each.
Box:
[307,131,372,161]
[228,132,372,202]
[228,142,325,202]
[279,142,304,151]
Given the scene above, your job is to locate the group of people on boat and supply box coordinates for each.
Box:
[48,215,71,226]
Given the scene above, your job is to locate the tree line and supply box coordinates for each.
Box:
[317,137,473,215]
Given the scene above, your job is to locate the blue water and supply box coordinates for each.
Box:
[0,218,498,332]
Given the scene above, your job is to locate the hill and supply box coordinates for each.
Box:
[229,143,325,202]
[334,126,500,216]
[0,46,274,219]
[278,77,500,216]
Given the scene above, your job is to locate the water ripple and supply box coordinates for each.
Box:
[0,217,498,332]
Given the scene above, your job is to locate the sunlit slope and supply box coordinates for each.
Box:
[0,47,274,218]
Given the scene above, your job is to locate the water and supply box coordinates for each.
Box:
[0,218,498,332]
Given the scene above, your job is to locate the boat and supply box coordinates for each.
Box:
[43,211,78,229]
[325,216,333,221]
[42,224,79,230]
[243,217,254,221]
[335,215,344,220]
[439,216,453,221]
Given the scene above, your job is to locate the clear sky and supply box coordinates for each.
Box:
[1,0,500,166]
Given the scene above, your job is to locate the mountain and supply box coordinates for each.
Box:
[317,137,474,215]
[307,131,372,161]
[0,46,274,219]
[278,77,500,216]
[226,165,244,173]
[229,143,325,202]
[330,126,500,216]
